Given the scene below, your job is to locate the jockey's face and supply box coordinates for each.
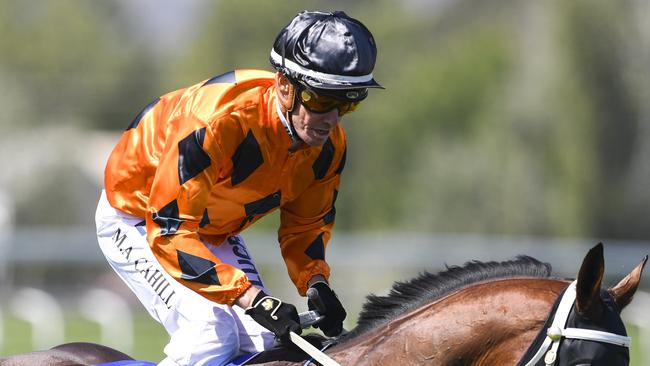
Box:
[290,101,341,146]
[276,73,342,147]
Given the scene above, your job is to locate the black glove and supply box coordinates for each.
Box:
[245,291,302,343]
[307,282,347,337]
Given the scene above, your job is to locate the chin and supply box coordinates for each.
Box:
[304,138,327,147]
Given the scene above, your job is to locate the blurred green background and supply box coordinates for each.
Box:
[0,0,649,364]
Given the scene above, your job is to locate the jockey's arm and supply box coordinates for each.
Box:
[234,286,262,308]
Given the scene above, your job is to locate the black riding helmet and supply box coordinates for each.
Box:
[270,10,383,103]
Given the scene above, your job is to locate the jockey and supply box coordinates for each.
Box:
[95,10,382,366]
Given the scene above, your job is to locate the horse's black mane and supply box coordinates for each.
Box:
[340,255,552,341]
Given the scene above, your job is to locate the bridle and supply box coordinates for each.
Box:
[521,281,631,366]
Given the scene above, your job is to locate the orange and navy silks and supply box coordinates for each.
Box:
[104,69,345,305]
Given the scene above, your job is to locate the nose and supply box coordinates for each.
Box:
[321,109,341,127]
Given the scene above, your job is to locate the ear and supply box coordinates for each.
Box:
[275,72,295,112]
[575,243,605,319]
[608,255,647,311]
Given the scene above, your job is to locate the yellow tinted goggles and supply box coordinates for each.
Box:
[298,89,360,116]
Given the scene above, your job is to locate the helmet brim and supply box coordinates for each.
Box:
[301,76,384,90]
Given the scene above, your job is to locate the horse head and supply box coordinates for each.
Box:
[556,243,647,366]
[518,243,647,366]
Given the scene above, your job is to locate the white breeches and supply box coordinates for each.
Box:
[95,191,274,366]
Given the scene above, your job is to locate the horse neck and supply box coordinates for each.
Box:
[328,278,569,366]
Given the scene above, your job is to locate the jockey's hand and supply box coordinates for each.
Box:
[245,290,301,343]
[308,281,346,337]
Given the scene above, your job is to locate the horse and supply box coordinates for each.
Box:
[0,243,645,366]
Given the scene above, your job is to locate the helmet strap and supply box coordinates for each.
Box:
[275,73,306,149]
[285,105,303,147]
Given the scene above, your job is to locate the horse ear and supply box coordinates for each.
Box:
[575,243,605,319]
[608,255,647,311]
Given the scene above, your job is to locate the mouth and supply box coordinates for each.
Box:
[309,127,330,138]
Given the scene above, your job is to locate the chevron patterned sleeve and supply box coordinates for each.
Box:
[279,136,346,296]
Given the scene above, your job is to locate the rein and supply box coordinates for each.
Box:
[520,281,630,366]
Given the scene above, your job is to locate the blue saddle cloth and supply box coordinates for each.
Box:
[94,362,156,366]
[95,353,257,366]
